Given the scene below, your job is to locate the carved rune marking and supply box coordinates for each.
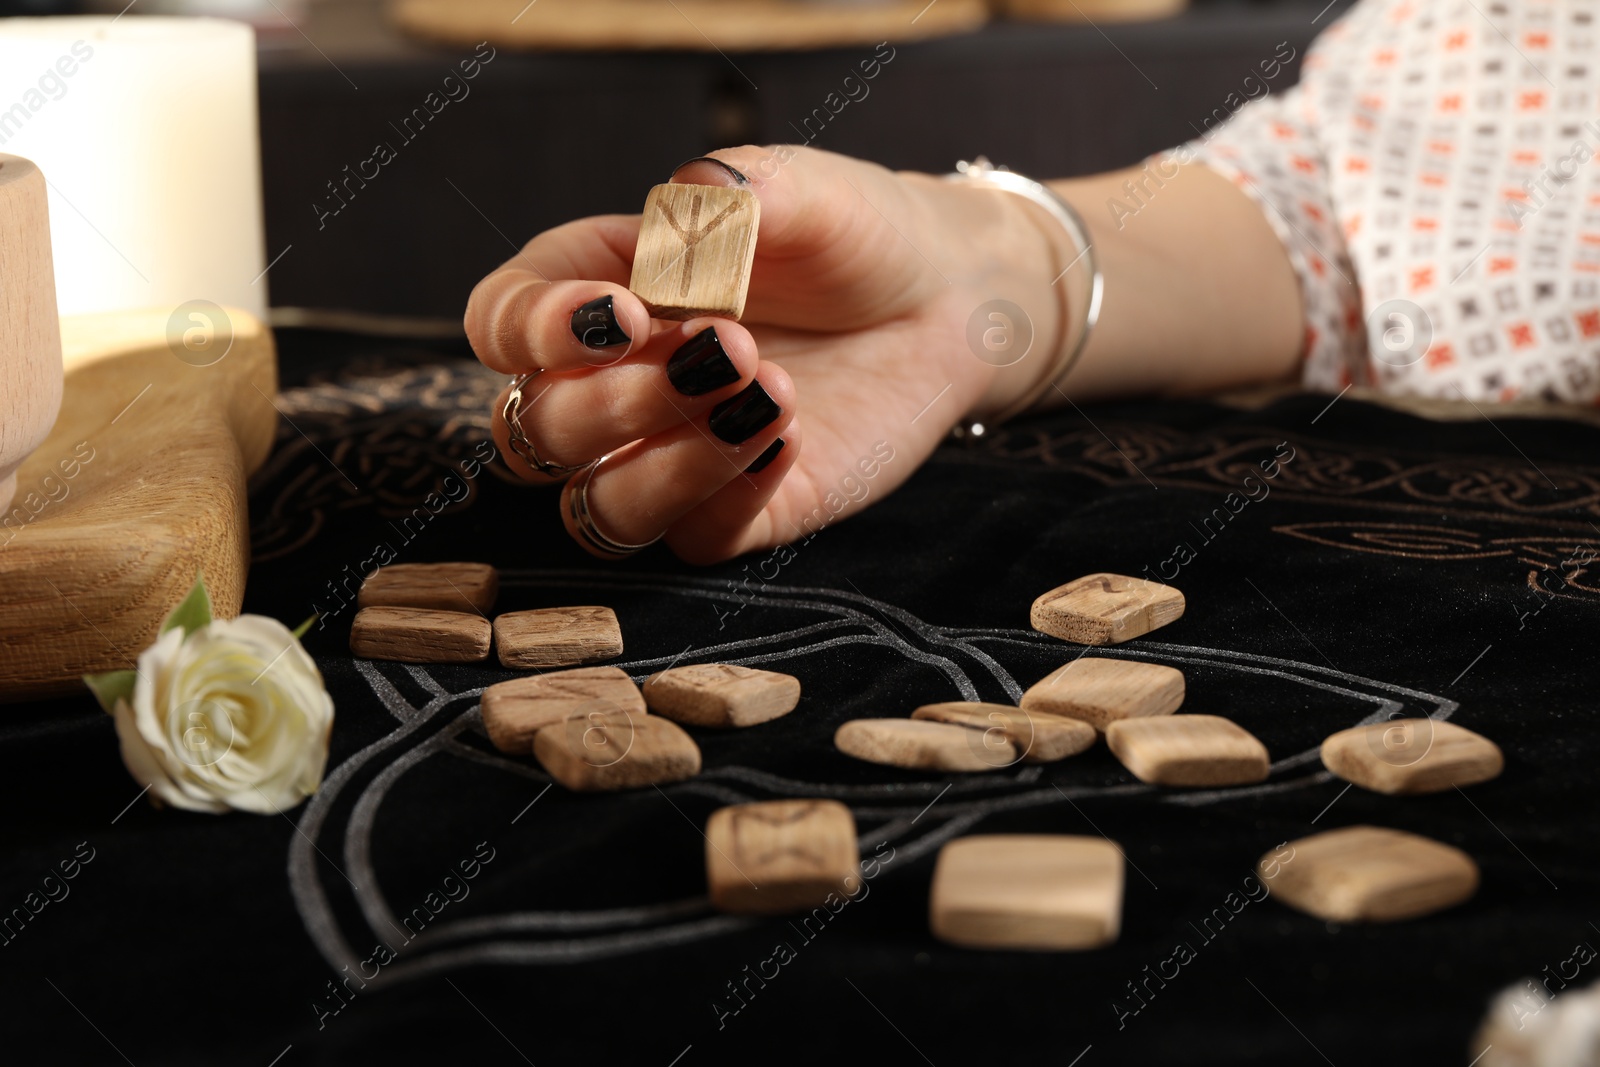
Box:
[656,192,743,298]
[538,678,615,704]
[1042,575,1142,616]
[731,803,829,868]
[680,663,757,685]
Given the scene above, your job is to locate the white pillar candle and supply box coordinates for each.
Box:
[0,16,267,319]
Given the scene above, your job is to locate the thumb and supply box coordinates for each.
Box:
[667,144,938,326]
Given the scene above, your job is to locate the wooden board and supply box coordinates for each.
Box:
[0,308,277,701]
[390,0,988,52]
[998,0,1188,21]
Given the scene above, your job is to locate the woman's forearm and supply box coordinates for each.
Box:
[1043,163,1306,402]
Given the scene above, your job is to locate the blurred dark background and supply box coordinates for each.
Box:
[4,0,1348,321]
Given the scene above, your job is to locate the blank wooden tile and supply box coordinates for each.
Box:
[930,835,1123,951]
[644,663,800,728]
[1105,714,1269,786]
[1262,825,1479,922]
[1020,657,1185,731]
[911,702,1095,763]
[481,666,646,755]
[1471,979,1594,1066]
[494,606,623,669]
[349,606,491,664]
[1031,573,1185,645]
[834,718,1015,773]
[629,182,760,321]
[532,712,700,791]
[357,562,498,614]
[706,799,858,915]
[1321,719,1503,795]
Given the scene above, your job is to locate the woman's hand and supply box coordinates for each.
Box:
[465,145,1068,564]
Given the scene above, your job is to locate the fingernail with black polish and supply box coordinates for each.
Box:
[670,156,750,185]
[667,327,740,396]
[570,294,630,349]
[745,437,785,474]
[709,381,780,444]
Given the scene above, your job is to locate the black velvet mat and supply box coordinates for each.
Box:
[3,329,1597,1066]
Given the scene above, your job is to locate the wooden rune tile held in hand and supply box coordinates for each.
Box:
[629,183,760,321]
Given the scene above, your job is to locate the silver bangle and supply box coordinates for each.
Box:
[946,156,1103,432]
[567,452,663,558]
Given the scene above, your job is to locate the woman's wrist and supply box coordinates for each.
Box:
[975,187,1093,421]
[909,173,1081,423]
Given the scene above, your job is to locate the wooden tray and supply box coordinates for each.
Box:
[391,0,989,52]
[0,308,277,701]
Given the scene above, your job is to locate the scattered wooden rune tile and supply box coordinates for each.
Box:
[644,664,800,727]
[493,606,623,669]
[705,799,858,914]
[834,718,1016,772]
[930,835,1124,950]
[1020,657,1185,731]
[532,711,700,791]
[481,666,646,755]
[1030,573,1185,645]
[1105,714,1270,786]
[356,562,499,614]
[349,606,491,664]
[1261,825,1479,922]
[911,702,1095,763]
[1320,719,1504,795]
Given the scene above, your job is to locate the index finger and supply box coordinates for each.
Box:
[464,214,654,374]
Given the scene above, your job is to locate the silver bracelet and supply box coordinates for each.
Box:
[945,156,1103,434]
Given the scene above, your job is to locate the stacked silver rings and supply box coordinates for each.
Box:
[503,370,661,557]
[566,453,663,558]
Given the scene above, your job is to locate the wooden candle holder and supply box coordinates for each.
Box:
[0,155,63,515]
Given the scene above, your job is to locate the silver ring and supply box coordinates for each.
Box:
[567,452,663,558]
[503,370,586,479]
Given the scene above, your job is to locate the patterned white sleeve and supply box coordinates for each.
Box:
[1181,87,1370,391]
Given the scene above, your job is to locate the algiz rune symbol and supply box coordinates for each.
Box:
[656,192,743,298]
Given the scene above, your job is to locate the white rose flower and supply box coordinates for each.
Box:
[109,614,335,814]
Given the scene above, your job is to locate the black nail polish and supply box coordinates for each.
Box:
[570,295,630,349]
[744,437,785,474]
[670,156,750,185]
[666,327,740,396]
[709,381,780,444]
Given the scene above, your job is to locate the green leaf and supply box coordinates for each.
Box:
[83,669,138,715]
[290,614,317,640]
[161,573,213,638]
